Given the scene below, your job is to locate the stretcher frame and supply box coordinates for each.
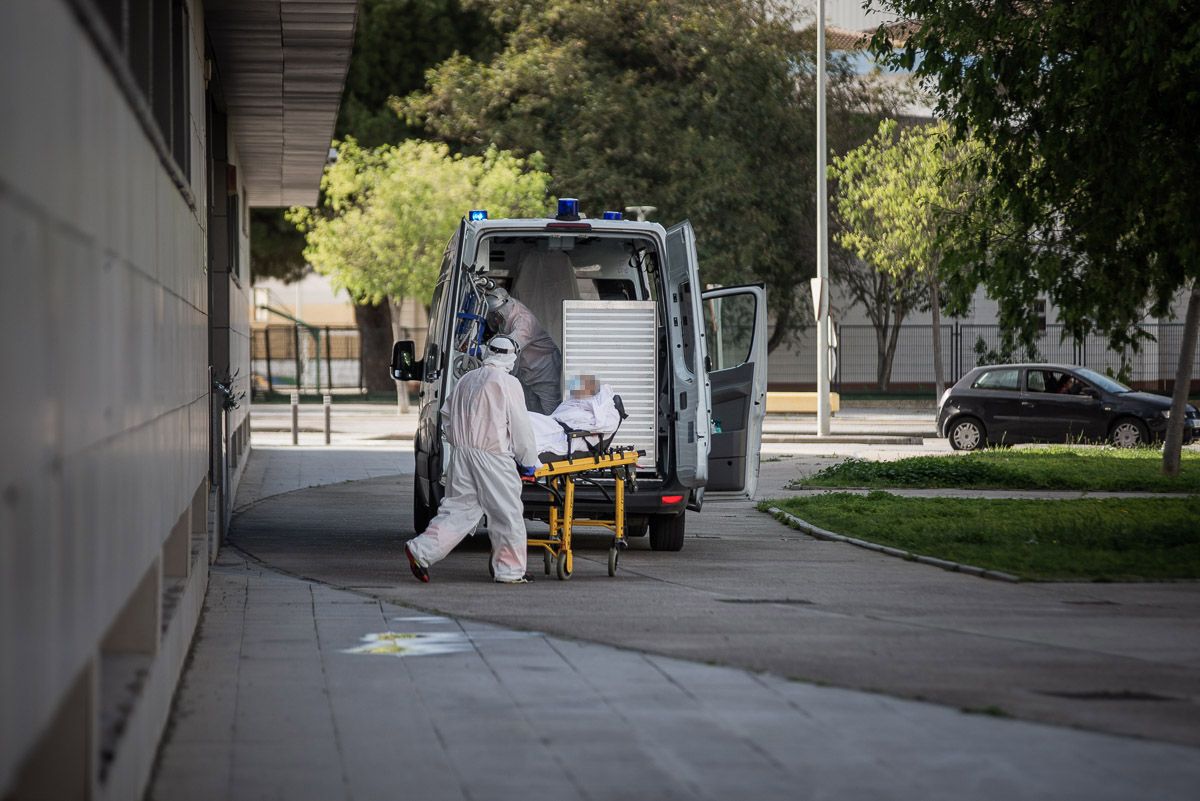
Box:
[526,447,641,580]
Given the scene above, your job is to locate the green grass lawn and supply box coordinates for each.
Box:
[793,447,1200,493]
[764,492,1200,581]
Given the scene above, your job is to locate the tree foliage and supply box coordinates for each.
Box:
[867,0,1200,470]
[403,0,897,349]
[288,140,550,306]
[336,0,497,147]
[253,0,497,285]
[830,119,979,392]
[868,0,1199,344]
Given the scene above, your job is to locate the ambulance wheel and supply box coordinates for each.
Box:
[626,516,649,538]
[649,512,686,552]
[608,547,619,577]
[543,551,553,575]
[556,551,572,580]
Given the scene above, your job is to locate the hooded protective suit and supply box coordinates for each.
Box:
[405,337,541,582]
[486,288,563,415]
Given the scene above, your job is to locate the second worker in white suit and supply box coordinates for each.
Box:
[405,335,542,584]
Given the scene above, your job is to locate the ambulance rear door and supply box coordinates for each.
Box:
[664,221,711,488]
[701,284,768,498]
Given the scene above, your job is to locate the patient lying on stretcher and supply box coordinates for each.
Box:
[528,375,621,456]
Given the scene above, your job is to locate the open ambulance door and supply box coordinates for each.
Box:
[701,284,768,498]
[664,221,711,489]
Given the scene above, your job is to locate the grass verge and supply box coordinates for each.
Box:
[763,492,1200,581]
[792,447,1200,493]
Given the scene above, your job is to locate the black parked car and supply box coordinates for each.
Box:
[937,364,1199,450]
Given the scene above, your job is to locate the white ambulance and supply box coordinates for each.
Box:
[391,200,768,551]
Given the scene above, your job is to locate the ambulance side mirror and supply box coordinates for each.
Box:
[390,341,422,381]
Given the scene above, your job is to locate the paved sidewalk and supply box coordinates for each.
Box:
[149,550,1200,801]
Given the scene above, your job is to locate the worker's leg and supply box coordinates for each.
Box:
[406,450,483,568]
[473,451,528,581]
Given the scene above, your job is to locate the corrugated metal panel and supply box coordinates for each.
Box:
[562,301,657,470]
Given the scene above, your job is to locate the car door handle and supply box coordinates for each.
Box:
[1020,401,1035,407]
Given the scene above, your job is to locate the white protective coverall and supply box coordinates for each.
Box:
[405,341,541,581]
[529,384,621,455]
[486,288,563,415]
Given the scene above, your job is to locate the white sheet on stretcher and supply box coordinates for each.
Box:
[529,384,621,455]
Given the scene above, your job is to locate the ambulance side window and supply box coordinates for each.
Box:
[423,241,455,377]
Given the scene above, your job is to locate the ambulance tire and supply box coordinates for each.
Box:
[648,512,686,552]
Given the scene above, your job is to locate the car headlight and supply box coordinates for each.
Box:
[1160,409,1170,419]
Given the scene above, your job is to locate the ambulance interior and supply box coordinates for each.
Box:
[472,233,668,476]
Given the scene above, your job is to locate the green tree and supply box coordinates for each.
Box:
[868,0,1200,473]
[830,120,979,397]
[403,0,896,350]
[252,0,498,394]
[337,0,497,147]
[288,138,550,328]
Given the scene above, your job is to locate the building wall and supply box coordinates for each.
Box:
[0,0,248,797]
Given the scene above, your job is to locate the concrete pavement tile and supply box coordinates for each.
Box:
[147,741,232,801]
[229,741,347,801]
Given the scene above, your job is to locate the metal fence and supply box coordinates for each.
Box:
[251,325,364,395]
[768,322,1200,392]
[253,321,1199,396]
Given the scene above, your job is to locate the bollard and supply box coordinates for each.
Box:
[323,394,332,445]
[291,391,299,445]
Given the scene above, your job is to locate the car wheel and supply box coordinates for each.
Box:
[414,476,434,534]
[948,417,985,451]
[1109,417,1149,448]
[649,512,686,551]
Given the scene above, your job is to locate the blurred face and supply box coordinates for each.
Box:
[568,374,599,399]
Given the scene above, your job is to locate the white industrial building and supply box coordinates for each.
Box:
[0,1,356,798]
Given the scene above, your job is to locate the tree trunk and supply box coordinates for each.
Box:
[875,322,890,391]
[880,318,904,393]
[929,276,945,399]
[1162,283,1200,476]
[767,303,792,353]
[354,300,394,395]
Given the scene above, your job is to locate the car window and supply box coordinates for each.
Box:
[1027,369,1075,394]
[972,368,1020,391]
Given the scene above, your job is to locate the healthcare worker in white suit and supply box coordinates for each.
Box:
[405,335,542,584]
[485,287,563,415]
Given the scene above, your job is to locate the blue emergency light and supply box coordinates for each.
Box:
[468,209,488,221]
[602,211,623,220]
[556,198,580,221]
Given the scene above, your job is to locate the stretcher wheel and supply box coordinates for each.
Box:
[608,546,619,577]
[556,551,572,581]
[543,550,552,575]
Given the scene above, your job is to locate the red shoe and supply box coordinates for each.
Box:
[405,543,430,583]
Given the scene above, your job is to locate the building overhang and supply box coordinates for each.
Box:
[205,0,357,207]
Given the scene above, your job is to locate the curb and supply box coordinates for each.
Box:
[761,434,927,445]
[764,506,1021,583]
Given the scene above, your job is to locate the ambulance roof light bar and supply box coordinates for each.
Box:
[468,209,488,221]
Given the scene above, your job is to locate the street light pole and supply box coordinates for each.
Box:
[815,0,832,436]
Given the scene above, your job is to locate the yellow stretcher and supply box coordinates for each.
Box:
[526,446,642,580]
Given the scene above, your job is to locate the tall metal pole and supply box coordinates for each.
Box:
[815,0,832,436]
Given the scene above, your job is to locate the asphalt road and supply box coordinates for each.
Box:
[230,459,1200,748]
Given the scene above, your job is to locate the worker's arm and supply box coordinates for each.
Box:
[504,377,541,468]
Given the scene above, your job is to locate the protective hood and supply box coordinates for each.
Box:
[483,335,519,373]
